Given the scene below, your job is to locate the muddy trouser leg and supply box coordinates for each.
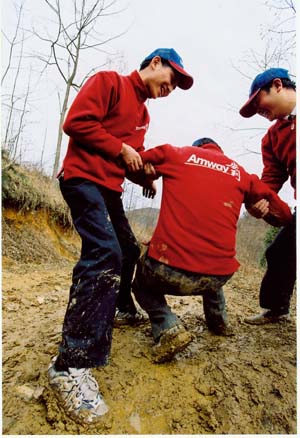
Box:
[105,190,141,314]
[57,178,122,369]
[132,254,180,342]
[259,211,296,314]
[133,253,232,340]
[203,287,228,332]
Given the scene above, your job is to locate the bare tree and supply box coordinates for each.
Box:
[31,0,128,179]
[228,0,296,155]
[263,0,296,58]
[1,1,34,164]
[232,0,296,78]
[1,1,24,85]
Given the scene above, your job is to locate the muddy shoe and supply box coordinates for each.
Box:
[48,357,109,424]
[114,309,148,327]
[244,310,291,325]
[209,323,235,337]
[152,324,193,364]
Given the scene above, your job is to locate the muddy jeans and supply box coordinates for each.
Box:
[260,210,296,314]
[132,252,232,341]
[57,177,140,368]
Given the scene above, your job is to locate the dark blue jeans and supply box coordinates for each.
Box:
[57,178,140,368]
[260,211,296,314]
[132,252,232,341]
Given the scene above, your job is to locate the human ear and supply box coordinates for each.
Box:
[150,56,161,69]
[273,78,283,92]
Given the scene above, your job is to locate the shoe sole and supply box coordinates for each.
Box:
[209,327,235,336]
[68,405,109,425]
[244,316,291,325]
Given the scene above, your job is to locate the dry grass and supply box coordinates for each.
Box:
[2,151,72,228]
[236,213,271,266]
[130,211,272,270]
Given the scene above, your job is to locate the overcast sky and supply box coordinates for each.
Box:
[2,0,296,208]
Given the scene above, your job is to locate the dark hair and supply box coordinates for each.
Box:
[192,137,219,147]
[139,57,171,71]
[261,77,296,92]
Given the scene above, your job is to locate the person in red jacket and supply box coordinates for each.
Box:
[239,68,296,325]
[48,48,193,424]
[131,137,292,363]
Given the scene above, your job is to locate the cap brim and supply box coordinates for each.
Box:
[169,60,194,90]
[239,88,261,118]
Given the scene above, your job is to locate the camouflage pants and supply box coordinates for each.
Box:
[132,252,232,341]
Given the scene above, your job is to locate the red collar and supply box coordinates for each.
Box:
[129,70,151,102]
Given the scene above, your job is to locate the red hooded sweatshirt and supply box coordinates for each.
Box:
[61,70,151,192]
[261,116,296,198]
[140,143,292,275]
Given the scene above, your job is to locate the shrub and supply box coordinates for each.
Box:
[259,226,280,267]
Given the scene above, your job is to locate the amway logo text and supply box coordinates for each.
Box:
[185,154,240,181]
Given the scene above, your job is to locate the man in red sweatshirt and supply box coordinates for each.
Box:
[48,48,193,424]
[239,68,296,325]
[131,137,292,363]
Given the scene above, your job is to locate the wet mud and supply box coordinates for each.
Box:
[2,260,296,435]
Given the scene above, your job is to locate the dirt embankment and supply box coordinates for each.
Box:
[2,207,296,435]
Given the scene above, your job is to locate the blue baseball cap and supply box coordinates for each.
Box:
[192,137,222,152]
[141,48,193,90]
[239,68,290,118]
[192,137,217,147]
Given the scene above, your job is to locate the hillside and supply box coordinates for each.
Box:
[2,158,296,435]
[126,207,159,241]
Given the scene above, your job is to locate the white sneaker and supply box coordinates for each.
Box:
[114,309,148,327]
[48,357,109,424]
[244,310,291,325]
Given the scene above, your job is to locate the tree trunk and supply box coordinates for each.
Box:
[51,81,72,179]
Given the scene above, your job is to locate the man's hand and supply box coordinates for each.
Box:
[142,163,158,198]
[247,199,270,218]
[119,143,143,172]
[144,162,158,179]
[123,157,158,198]
[143,181,157,199]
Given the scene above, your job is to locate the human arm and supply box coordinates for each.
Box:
[125,145,168,197]
[125,163,158,198]
[247,199,270,218]
[63,72,124,159]
[139,144,168,166]
[119,143,143,172]
[142,163,157,198]
[261,130,289,193]
[245,175,292,227]
[139,145,170,197]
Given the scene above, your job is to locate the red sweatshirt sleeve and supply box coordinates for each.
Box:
[63,72,123,159]
[139,144,170,165]
[245,174,292,226]
[261,129,289,192]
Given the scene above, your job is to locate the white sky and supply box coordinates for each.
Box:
[2,0,296,208]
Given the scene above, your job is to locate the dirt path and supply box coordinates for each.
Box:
[2,260,296,435]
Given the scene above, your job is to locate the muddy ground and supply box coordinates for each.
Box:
[2,209,296,435]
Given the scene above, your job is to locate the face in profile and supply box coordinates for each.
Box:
[146,58,179,99]
[254,80,289,121]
